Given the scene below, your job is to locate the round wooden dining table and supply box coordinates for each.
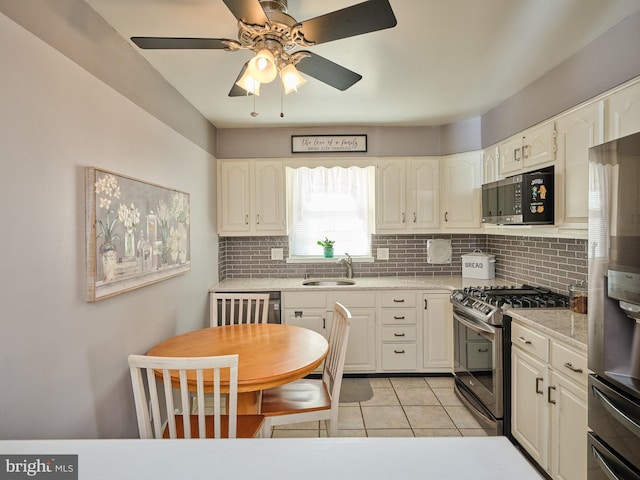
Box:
[146,323,329,414]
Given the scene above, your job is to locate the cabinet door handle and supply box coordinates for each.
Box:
[256,214,260,224]
[444,211,449,222]
[548,385,557,404]
[424,299,428,310]
[514,147,521,162]
[393,299,405,303]
[522,144,530,160]
[323,317,326,329]
[394,349,405,354]
[244,214,249,225]
[394,333,406,337]
[478,348,489,353]
[564,362,583,373]
[535,377,544,395]
[518,336,532,345]
[413,212,417,223]
[402,212,406,223]
[294,311,303,318]
[393,315,405,320]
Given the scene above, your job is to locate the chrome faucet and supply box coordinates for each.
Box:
[338,253,354,279]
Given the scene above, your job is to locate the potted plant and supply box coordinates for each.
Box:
[317,237,335,258]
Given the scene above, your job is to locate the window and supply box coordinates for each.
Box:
[287,165,375,258]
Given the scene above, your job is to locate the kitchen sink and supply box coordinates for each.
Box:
[302,278,356,286]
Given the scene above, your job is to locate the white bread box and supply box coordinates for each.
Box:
[461,249,495,279]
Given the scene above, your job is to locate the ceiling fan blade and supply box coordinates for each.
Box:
[296,53,362,91]
[131,37,231,49]
[222,0,269,26]
[299,0,397,45]
[228,62,253,97]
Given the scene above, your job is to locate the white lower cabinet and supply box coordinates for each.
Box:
[422,292,453,371]
[511,319,587,480]
[283,288,453,374]
[282,291,376,373]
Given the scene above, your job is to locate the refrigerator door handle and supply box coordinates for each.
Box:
[592,385,640,439]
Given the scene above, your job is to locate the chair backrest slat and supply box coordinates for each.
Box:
[128,354,239,439]
[323,302,351,404]
[210,293,270,327]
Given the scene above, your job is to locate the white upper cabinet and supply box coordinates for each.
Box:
[482,145,499,184]
[376,157,440,233]
[555,100,604,227]
[441,151,482,229]
[217,159,285,236]
[499,121,556,176]
[605,79,640,141]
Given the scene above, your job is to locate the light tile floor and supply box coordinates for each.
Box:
[270,376,492,438]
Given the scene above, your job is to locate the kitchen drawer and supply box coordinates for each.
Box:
[551,340,587,386]
[511,321,549,362]
[283,291,326,309]
[382,326,417,342]
[382,343,417,370]
[380,309,417,325]
[380,291,417,308]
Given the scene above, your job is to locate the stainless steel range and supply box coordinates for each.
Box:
[451,285,569,435]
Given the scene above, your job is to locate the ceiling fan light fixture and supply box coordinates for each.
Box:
[235,70,261,96]
[280,63,306,94]
[247,48,278,83]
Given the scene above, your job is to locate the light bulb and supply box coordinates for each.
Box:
[280,64,307,94]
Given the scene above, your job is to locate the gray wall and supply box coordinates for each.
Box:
[482,9,640,146]
[0,4,218,439]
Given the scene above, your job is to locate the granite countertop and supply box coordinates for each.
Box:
[506,308,588,351]
[210,275,508,292]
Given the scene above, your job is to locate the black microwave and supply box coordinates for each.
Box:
[481,167,554,225]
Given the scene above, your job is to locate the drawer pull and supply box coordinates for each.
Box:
[518,336,532,345]
[548,385,557,404]
[564,362,583,373]
[535,377,544,395]
[294,311,303,318]
[393,299,405,303]
[394,349,405,354]
[478,348,489,353]
[393,333,406,337]
[394,316,405,320]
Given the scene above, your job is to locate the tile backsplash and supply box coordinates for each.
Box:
[218,234,587,294]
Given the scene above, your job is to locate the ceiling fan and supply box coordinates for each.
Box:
[130,0,397,97]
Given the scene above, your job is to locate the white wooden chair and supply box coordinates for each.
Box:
[260,302,351,437]
[210,293,270,327]
[128,354,264,439]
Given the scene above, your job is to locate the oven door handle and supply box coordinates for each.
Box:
[453,311,496,338]
[591,385,640,439]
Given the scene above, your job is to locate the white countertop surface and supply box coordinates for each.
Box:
[0,437,543,479]
[210,275,509,292]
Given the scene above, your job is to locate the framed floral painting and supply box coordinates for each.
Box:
[85,167,190,301]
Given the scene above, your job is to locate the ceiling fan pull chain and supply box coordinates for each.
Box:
[280,82,285,118]
[251,92,259,117]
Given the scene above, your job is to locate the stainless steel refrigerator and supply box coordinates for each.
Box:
[588,132,640,479]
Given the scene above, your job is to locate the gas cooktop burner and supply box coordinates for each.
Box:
[461,284,569,308]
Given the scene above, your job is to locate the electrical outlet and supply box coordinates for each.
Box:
[270,248,283,260]
[377,248,389,260]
